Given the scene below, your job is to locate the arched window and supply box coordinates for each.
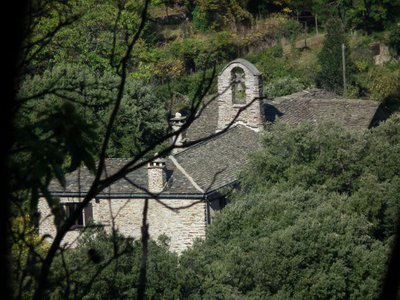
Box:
[231,67,246,104]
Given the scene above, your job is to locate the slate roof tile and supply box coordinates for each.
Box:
[49,158,201,197]
[175,125,261,192]
[184,97,218,142]
[264,89,384,131]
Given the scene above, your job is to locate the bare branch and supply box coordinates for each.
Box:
[32,1,151,298]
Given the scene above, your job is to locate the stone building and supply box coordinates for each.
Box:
[39,59,390,254]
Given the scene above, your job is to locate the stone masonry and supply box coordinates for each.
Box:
[147,158,167,193]
[217,59,264,132]
[39,197,207,254]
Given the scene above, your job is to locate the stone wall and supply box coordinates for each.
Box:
[217,61,264,131]
[39,197,207,254]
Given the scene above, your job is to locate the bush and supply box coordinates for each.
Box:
[253,44,292,81]
[264,76,304,97]
[192,6,211,32]
[48,228,183,299]
[356,64,400,103]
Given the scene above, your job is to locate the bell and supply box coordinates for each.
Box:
[235,72,243,83]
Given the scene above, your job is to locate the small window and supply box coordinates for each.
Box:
[231,67,246,104]
[63,202,93,228]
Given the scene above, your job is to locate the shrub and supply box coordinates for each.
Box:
[192,6,211,32]
[253,44,292,81]
[365,65,400,102]
[264,76,304,97]
[47,228,183,299]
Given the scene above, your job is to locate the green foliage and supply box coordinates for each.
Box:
[192,5,211,32]
[249,43,317,94]
[18,228,182,299]
[180,116,400,298]
[17,64,168,160]
[13,65,101,213]
[253,44,292,81]
[350,37,375,73]
[264,76,305,97]
[288,0,400,34]
[12,63,168,227]
[29,0,148,75]
[192,0,252,31]
[280,18,303,45]
[356,63,400,103]
[11,216,50,299]
[345,0,400,33]
[317,18,353,94]
[242,122,362,193]
[109,79,168,158]
[388,23,400,57]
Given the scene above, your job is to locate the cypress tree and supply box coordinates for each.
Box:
[317,18,352,95]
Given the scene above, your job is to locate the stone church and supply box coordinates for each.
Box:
[39,59,389,253]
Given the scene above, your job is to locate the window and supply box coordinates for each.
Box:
[231,67,246,104]
[63,202,93,228]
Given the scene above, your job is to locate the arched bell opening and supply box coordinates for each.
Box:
[231,67,246,104]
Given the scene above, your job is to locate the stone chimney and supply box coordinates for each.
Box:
[170,112,186,154]
[147,157,166,193]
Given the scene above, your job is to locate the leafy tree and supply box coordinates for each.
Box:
[16,227,183,299]
[246,0,293,17]
[361,65,400,103]
[192,0,252,31]
[345,0,400,33]
[180,116,400,299]
[388,23,400,57]
[109,78,168,158]
[25,65,170,159]
[28,0,151,75]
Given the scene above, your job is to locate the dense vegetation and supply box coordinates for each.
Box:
[180,117,400,298]
[9,0,400,298]
[16,116,400,298]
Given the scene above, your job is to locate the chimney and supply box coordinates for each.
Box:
[147,157,166,193]
[170,112,186,154]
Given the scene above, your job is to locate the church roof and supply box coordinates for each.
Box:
[48,125,260,198]
[185,89,387,141]
[263,89,386,132]
[184,96,219,142]
[47,88,388,198]
[48,158,203,198]
[175,125,261,192]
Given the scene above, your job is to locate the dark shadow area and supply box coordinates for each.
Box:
[1,1,28,299]
[369,103,393,128]
[262,102,284,123]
